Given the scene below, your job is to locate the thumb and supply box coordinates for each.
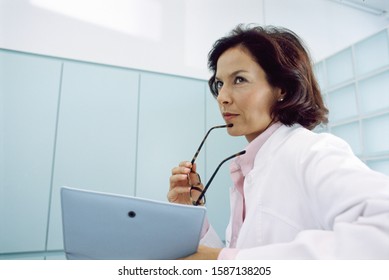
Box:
[191,162,197,173]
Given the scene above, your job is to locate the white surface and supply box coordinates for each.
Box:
[0,0,388,79]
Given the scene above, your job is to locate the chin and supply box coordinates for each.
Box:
[227,127,243,137]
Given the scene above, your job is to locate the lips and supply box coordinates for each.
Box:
[223,112,239,121]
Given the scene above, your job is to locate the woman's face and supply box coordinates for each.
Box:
[215,46,282,142]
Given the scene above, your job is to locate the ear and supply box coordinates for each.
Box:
[275,88,286,102]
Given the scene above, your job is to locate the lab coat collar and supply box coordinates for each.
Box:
[230,122,282,177]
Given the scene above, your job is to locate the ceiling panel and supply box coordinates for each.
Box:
[330,0,389,15]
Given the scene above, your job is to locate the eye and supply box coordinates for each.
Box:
[234,76,246,84]
[214,80,223,91]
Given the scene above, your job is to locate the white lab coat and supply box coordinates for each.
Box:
[201,124,389,259]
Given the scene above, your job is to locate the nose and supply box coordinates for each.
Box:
[216,85,232,105]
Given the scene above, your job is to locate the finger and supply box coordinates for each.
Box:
[167,186,190,203]
[191,162,197,173]
[188,172,201,186]
[171,165,192,175]
[179,161,192,168]
[168,186,190,195]
[170,173,188,186]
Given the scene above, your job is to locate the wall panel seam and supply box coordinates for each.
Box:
[44,62,64,255]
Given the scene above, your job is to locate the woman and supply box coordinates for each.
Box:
[168,25,389,259]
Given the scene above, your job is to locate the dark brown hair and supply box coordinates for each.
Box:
[208,24,328,130]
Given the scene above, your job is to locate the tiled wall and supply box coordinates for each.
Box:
[1,27,388,259]
[314,27,389,176]
[0,49,245,259]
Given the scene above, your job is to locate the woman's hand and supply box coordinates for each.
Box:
[168,161,203,205]
[179,245,222,260]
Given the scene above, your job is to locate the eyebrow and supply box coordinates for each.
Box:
[215,69,249,81]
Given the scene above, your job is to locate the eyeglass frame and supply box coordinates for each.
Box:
[188,124,245,206]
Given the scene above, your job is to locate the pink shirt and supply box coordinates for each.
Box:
[218,122,282,260]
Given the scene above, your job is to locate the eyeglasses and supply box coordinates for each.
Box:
[188,124,246,206]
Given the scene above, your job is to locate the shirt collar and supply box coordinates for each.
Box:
[231,122,282,177]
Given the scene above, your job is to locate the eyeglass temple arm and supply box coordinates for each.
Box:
[191,124,233,164]
[195,150,246,206]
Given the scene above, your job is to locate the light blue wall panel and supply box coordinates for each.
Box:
[204,88,247,239]
[326,48,354,87]
[355,30,389,76]
[317,28,389,178]
[0,51,62,253]
[0,56,4,247]
[362,114,389,156]
[314,62,326,89]
[0,253,44,260]
[47,62,140,250]
[331,122,362,156]
[327,84,358,122]
[136,73,206,201]
[358,71,389,115]
[367,159,389,176]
